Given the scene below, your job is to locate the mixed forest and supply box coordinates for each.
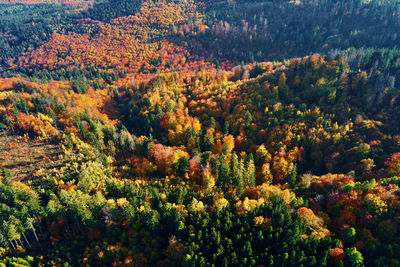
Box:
[1,0,400,266]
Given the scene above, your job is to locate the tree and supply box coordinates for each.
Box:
[119,130,135,152]
[343,227,356,245]
[77,162,108,193]
[259,163,273,184]
[144,210,160,231]
[202,169,216,192]
[385,152,400,176]
[1,168,11,186]
[255,145,271,165]
[223,121,230,135]
[210,117,216,129]
[175,156,190,178]
[4,219,21,248]
[217,156,230,188]
[364,194,387,216]
[345,248,364,267]
[230,152,242,188]
[203,129,214,151]
[288,164,297,188]
[244,154,256,187]
[222,135,235,154]
[244,111,252,127]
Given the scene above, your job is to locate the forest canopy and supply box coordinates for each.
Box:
[0,0,400,266]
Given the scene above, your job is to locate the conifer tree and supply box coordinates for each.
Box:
[288,164,297,188]
[230,152,241,187]
[244,154,256,187]
[223,121,230,135]
[217,156,230,188]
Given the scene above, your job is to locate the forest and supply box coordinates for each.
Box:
[0,0,400,266]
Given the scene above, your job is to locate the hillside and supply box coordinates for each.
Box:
[1,0,400,266]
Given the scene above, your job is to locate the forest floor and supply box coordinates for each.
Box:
[0,132,66,184]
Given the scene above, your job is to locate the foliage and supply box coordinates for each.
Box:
[0,0,400,266]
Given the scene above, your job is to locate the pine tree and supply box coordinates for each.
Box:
[176,156,190,178]
[244,154,256,187]
[244,111,252,127]
[210,117,216,129]
[217,156,230,188]
[223,121,230,135]
[288,164,297,188]
[230,152,241,187]
[203,130,214,151]
[238,159,245,191]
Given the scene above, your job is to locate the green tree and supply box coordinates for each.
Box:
[244,154,256,187]
[244,111,252,127]
[288,164,297,188]
[230,152,242,188]
[77,161,108,193]
[175,156,190,178]
[223,121,230,135]
[217,156,230,188]
[345,247,364,267]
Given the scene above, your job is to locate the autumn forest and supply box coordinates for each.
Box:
[1,0,400,266]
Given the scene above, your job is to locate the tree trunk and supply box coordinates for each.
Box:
[9,240,16,250]
[33,214,44,235]
[32,227,39,242]
[22,232,31,247]
[18,238,25,249]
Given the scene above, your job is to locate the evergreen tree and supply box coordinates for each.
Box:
[244,154,256,187]
[288,164,297,188]
[176,156,190,178]
[223,121,230,135]
[217,156,230,188]
[230,152,241,187]
[244,111,252,127]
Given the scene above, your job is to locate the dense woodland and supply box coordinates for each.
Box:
[187,0,400,64]
[1,0,400,266]
[0,3,67,68]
